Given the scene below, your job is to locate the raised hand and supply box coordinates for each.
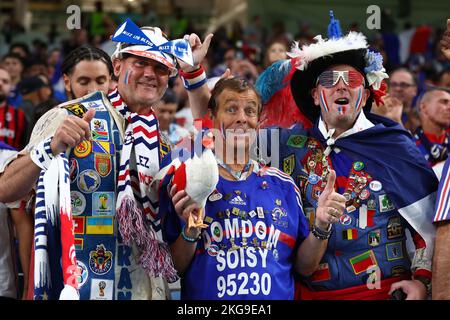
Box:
[440,19,450,60]
[179,33,214,72]
[372,93,403,125]
[50,109,95,155]
[315,170,346,230]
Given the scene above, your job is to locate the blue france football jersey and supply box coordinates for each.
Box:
[163,167,309,300]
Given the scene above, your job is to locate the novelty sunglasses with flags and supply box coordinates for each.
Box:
[111,18,194,76]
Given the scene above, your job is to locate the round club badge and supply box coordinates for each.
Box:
[353,161,364,171]
[71,191,86,216]
[74,141,92,158]
[340,214,352,225]
[89,244,113,275]
[207,244,220,257]
[76,260,89,288]
[78,169,101,193]
[308,173,320,185]
[343,192,351,202]
[369,180,382,192]
[359,189,370,200]
[357,176,367,185]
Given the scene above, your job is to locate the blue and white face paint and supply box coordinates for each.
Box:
[124,70,132,85]
[354,87,363,114]
[319,89,330,113]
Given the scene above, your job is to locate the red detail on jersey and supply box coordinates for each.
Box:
[0,104,27,149]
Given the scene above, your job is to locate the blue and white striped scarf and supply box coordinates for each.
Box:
[34,154,79,300]
[108,88,177,282]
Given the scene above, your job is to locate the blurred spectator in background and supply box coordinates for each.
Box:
[24,58,49,79]
[155,89,189,147]
[17,76,52,132]
[0,67,28,150]
[31,39,48,62]
[231,56,259,83]
[2,53,25,88]
[263,41,288,69]
[437,67,450,87]
[8,43,30,61]
[212,47,258,82]
[389,67,420,131]
[1,53,25,108]
[414,87,450,170]
[60,45,113,100]
[47,48,62,83]
[0,142,33,300]
[211,47,236,77]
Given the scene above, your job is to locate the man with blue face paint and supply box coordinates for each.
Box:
[264,13,438,300]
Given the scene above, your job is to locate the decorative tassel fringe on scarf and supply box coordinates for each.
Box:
[116,196,178,283]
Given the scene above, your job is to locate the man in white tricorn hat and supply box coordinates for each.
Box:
[0,19,212,300]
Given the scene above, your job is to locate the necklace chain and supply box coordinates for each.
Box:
[216,156,252,181]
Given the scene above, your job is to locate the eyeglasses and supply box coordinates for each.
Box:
[317,70,365,88]
[389,82,416,89]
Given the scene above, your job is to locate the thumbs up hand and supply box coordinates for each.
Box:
[51,109,96,155]
[315,170,346,230]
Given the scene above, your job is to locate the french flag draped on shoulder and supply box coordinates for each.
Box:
[310,113,438,262]
[434,157,450,222]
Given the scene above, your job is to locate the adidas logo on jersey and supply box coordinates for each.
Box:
[229,195,246,206]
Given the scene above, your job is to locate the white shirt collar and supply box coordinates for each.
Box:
[318,111,374,140]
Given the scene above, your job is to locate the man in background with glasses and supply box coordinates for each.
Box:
[388,68,419,131]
